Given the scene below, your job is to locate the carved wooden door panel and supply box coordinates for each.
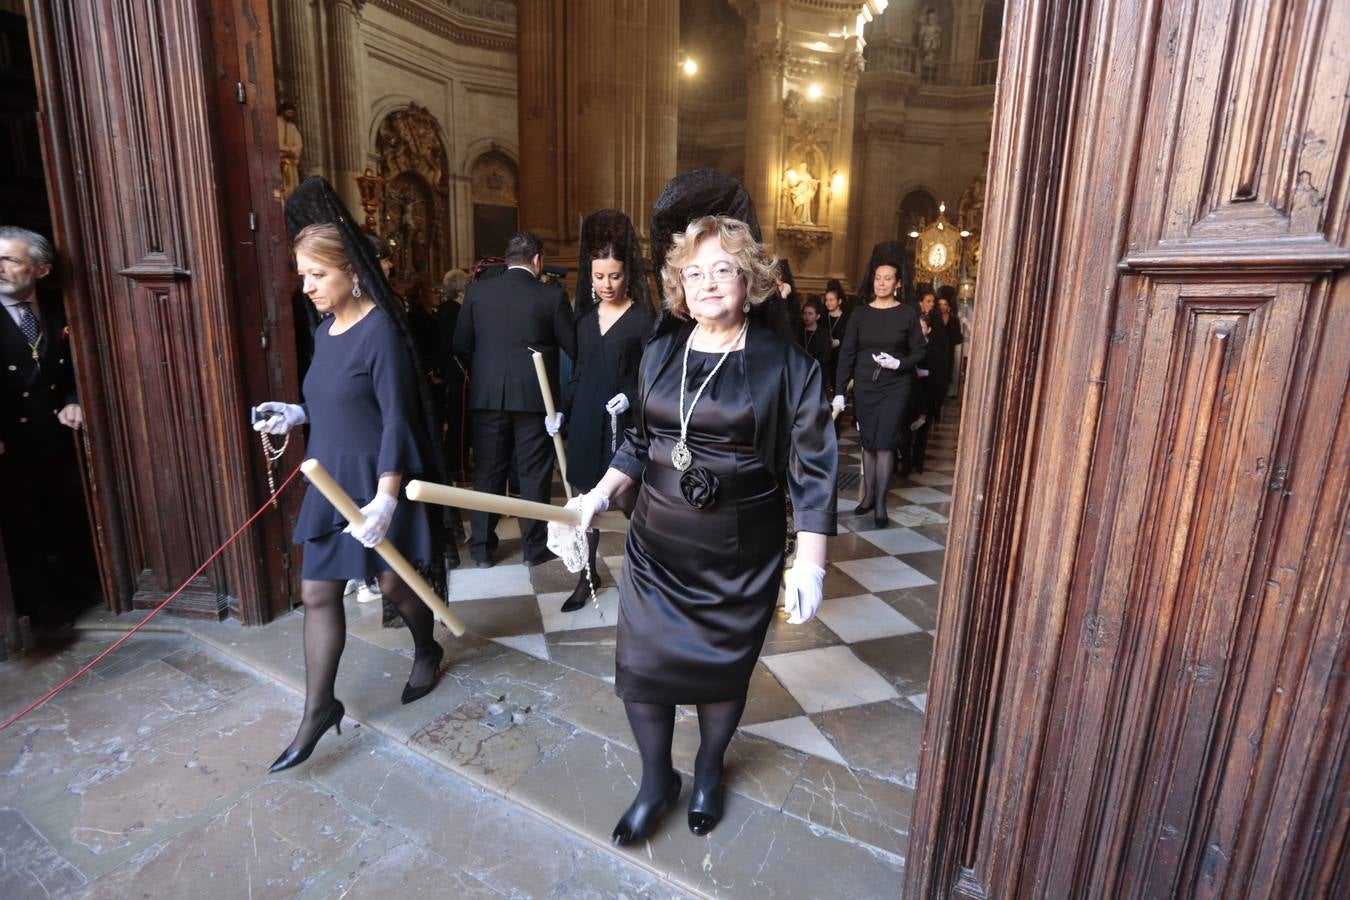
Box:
[908,1,1348,897]
[27,0,300,624]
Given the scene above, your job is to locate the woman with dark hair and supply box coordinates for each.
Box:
[822,279,850,395]
[253,177,447,773]
[570,206,836,845]
[796,296,831,375]
[937,289,965,408]
[833,242,926,527]
[552,209,654,612]
[903,307,950,476]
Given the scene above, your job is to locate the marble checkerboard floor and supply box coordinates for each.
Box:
[16,408,960,897]
[448,426,953,785]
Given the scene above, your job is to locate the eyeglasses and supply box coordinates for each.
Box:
[679,263,741,287]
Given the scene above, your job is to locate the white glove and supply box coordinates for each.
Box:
[872,352,901,371]
[344,493,397,548]
[916,368,930,378]
[783,560,826,625]
[831,395,846,416]
[604,392,630,416]
[830,338,841,349]
[569,488,610,531]
[253,401,306,435]
[545,411,565,436]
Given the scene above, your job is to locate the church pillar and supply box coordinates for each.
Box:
[853,117,906,278]
[828,45,863,278]
[516,0,565,247]
[742,30,786,249]
[641,0,679,240]
[324,0,366,214]
[271,0,326,177]
[517,0,677,264]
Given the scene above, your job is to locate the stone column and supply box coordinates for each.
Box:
[271,0,326,177]
[515,0,565,247]
[743,33,786,247]
[570,0,616,223]
[641,0,679,239]
[853,115,906,277]
[828,45,864,278]
[325,0,366,215]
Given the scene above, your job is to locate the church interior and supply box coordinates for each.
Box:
[2,0,1347,898]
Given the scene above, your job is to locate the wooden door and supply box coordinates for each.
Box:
[908,1,1349,896]
[25,0,302,624]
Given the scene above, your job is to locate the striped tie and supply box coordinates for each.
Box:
[18,302,39,346]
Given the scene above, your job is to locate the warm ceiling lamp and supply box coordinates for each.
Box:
[807,83,823,99]
[681,57,698,76]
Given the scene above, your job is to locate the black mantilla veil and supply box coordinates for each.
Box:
[858,240,914,305]
[284,175,448,597]
[575,209,651,321]
[649,168,791,337]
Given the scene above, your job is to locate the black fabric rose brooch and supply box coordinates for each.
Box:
[679,466,720,510]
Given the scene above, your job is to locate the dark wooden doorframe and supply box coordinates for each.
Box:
[907,0,1349,896]
[24,0,302,626]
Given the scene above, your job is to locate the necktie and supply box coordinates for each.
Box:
[18,302,39,346]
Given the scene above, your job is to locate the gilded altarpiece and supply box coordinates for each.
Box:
[375,104,449,302]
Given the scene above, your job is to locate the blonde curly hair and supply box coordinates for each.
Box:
[659,216,779,319]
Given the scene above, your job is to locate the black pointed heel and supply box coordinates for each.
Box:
[688,781,725,835]
[560,571,602,612]
[401,643,445,705]
[874,511,889,529]
[611,772,681,846]
[853,501,875,516]
[268,699,344,773]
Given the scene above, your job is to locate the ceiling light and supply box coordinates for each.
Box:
[681,58,698,76]
[807,83,823,99]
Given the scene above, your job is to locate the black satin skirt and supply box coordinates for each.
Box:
[615,464,786,704]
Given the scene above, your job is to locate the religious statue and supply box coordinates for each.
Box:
[919,8,943,78]
[277,102,303,196]
[785,162,820,226]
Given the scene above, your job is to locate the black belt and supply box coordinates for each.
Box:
[643,463,778,503]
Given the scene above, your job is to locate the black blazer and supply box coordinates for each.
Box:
[610,319,839,536]
[1,294,78,462]
[452,267,577,412]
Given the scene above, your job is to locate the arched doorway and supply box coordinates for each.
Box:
[469,150,518,261]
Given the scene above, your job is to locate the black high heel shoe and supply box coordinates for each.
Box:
[401,643,445,705]
[688,780,725,835]
[873,510,889,529]
[612,772,682,846]
[268,699,344,773]
[853,499,875,516]
[560,570,602,613]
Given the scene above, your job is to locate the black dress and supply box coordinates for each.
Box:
[293,309,437,580]
[563,301,653,491]
[616,349,786,704]
[835,303,926,450]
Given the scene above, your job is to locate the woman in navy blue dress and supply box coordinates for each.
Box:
[254,178,446,773]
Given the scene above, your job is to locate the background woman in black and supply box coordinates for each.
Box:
[253,178,447,773]
[571,209,836,846]
[832,242,926,527]
[552,210,653,612]
[796,296,831,377]
[822,279,850,396]
[903,308,949,476]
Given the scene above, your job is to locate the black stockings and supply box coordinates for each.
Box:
[693,698,747,786]
[861,449,896,517]
[287,573,438,753]
[624,701,676,800]
[378,570,439,689]
[622,697,749,798]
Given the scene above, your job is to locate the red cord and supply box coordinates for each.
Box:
[0,463,305,732]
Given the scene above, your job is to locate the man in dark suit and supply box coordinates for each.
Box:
[0,226,97,626]
[453,232,576,567]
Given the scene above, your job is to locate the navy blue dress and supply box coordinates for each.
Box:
[294,308,436,580]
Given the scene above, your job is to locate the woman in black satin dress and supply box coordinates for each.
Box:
[572,215,838,845]
[556,209,654,612]
[832,243,926,527]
